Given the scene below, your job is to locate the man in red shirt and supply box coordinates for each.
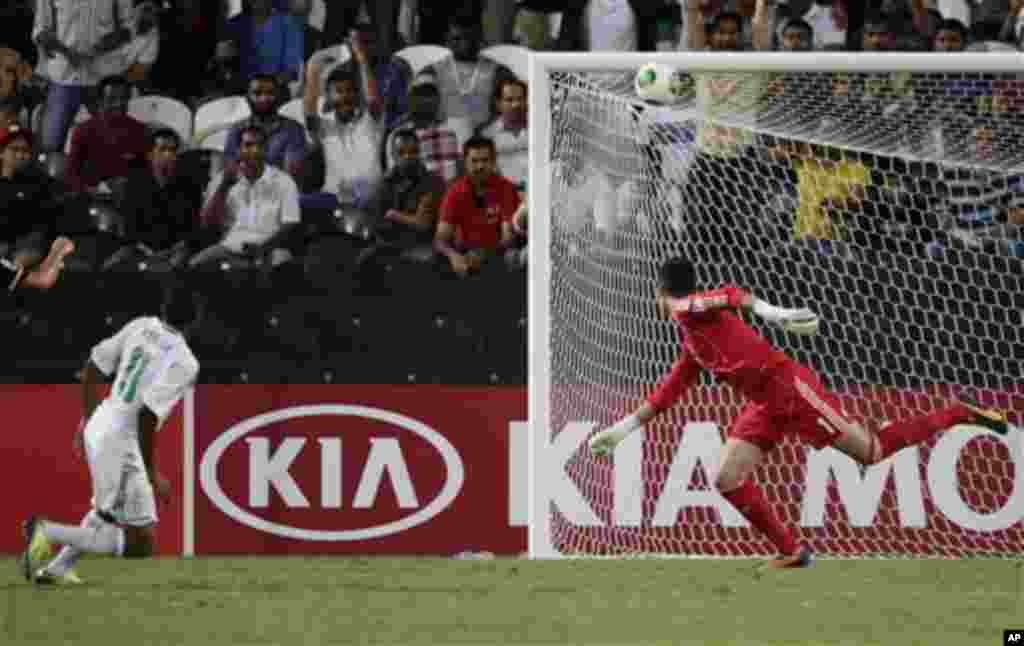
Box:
[65,75,147,194]
[434,136,519,277]
[589,256,1012,568]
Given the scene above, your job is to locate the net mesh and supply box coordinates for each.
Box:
[544,65,1024,557]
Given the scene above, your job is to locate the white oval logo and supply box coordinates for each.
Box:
[199,404,465,541]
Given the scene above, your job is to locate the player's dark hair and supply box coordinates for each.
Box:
[709,12,742,35]
[659,257,697,297]
[148,127,181,152]
[463,134,495,158]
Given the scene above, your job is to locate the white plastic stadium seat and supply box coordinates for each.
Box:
[278,98,305,124]
[195,128,231,154]
[480,45,529,81]
[128,95,193,146]
[193,96,251,146]
[393,45,451,77]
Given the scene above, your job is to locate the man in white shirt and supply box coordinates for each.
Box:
[23,315,199,585]
[477,78,528,191]
[33,0,134,153]
[93,1,161,91]
[192,125,303,270]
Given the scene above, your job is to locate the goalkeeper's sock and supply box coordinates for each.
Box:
[875,405,972,460]
[721,479,799,556]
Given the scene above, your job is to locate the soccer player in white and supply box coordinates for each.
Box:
[22,315,199,585]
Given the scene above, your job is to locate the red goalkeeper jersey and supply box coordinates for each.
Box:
[647,286,793,411]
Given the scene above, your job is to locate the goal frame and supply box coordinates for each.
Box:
[526,51,1024,559]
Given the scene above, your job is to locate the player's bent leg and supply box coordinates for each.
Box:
[715,439,807,566]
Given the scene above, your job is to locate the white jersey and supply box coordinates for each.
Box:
[89,317,200,429]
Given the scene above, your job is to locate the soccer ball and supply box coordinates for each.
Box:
[634,63,688,105]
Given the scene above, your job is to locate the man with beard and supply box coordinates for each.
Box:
[304,22,411,134]
[420,18,514,130]
[0,126,71,277]
[477,79,528,192]
[64,75,147,195]
[383,81,472,184]
[102,128,204,273]
[225,73,306,181]
[434,136,518,278]
[351,130,446,291]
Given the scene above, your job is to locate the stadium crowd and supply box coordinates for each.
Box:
[0,0,1021,383]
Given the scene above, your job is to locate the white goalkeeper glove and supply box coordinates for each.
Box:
[589,414,641,458]
[752,298,820,336]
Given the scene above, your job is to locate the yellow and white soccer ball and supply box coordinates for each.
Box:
[634,63,689,105]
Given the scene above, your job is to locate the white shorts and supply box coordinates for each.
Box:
[83,404,158,527]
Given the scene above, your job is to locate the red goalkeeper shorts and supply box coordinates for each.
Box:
[728,362,853,452]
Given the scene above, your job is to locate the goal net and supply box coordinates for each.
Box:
[528,53,1024,558]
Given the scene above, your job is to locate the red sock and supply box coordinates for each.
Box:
[722,479,798,556]
[876,404,971,460]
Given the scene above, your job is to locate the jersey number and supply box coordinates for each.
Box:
[117,347,150,404]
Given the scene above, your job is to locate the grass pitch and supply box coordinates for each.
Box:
[2,556,1021,645]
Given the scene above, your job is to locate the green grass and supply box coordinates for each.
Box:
[1,556,1021,645]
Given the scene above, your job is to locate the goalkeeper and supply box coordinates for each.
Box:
[589,257,1011,568]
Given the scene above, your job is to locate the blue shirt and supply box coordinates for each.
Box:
[224,116,307,171]
[224,12,304,82]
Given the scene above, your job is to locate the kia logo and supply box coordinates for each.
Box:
[199,405,465,541]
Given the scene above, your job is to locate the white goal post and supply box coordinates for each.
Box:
[528,52,1024,559]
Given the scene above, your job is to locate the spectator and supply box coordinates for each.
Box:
[0,48,44,127]
[194,125,302,269]
[383,81,472,183]
[583,0,637,51]
[421,18,514,130]
[929,17,970,52]
[102,129,203,272]
[998,0,1024,46]
[305,64,384,221]
[190,125,302,330]
[0,126,64,266]
[319,1,400,65]
[685,0,775,51]
[434,136,519,278]
[305,23,411,133]
[477,79,528,191]
[793,0,847,50]
[225,74,306,180]
[64,76,147,195]
[33,0,134,153]
[513,1,563,50]
[353,130,446,290]
[777,16,813,51]
[221,0,304,88]
[858,11,894,51]
[93,1,161,92]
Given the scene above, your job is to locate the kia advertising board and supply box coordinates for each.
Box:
[191,386,528,555]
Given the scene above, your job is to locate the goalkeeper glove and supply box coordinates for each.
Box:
[752,299,820,336]
[589,414,641,458]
